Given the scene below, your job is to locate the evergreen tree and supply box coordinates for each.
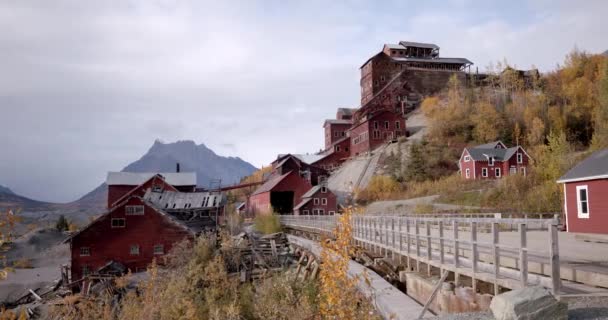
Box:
[56,215,69,232]
[403,142,429,182]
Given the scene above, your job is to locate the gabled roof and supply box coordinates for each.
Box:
[107,172,196,186]
[110,174,178,208]
[557,149,608,183]
[337,108,357,115]
[465,145,524,162]
[293,154,326,165]
[64,195,196,244]
[301,185,322,199]
[294,198,312,211]
[251,171,293,196]
[475,141,506,149]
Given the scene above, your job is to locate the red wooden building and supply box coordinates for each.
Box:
[248,154,327,215]
[294,184,338,215]
[65,172,225,282]
[350,110,405,157]
[557,149,608,234]
[312,136,351,171]
[459,141,530,180]
[106,172,196,208]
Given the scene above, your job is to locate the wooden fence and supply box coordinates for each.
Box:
[280,214,561,295]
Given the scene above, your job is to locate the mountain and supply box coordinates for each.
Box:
[603,50,608,57]
[74,140,257,210]
[0,185,54,211]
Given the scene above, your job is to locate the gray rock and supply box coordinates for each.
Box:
[490,286,567,320]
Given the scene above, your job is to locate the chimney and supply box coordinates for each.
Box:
[176,162,180,173]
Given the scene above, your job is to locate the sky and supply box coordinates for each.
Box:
[0,0,607,203]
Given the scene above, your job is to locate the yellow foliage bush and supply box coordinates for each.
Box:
[253,212,281,234]
[357,175,402,202]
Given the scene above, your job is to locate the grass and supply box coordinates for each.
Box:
[12,258,33,269]
[254,213,282,234]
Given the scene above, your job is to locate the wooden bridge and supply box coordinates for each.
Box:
[281,214,608,297]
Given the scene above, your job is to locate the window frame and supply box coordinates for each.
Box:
[465,168,470,179]
[80,247,91,257]
[517,153,523,164]
[125,205,144,216]
[153,244,164,255]
[318,209,325,215]
[130,244,140,256]
[313,198,319,205]
[395,121,400,129]
[321,198,327,205]
[576,185,590,218]
[464,155,470,162]
[482,168,488,177]
[488,157,494,166]
[302,210,309,215]
[111,218,126,228]
[384,121,389,129]
[495,168,501,177]
[321,186,327,193]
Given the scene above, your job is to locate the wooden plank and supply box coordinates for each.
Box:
[439,221,444,268]
[492,222,500,296]
[519,223,528,287]
[398,217,403,264]
[453,220,459,286]
[391,217,396,260]
[406,219,412,271]
[417,270,450,319]
[471,221,478,292]
[550,223,561,295]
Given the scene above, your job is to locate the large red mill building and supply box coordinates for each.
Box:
[64,172,225,282]
[316,40,473,169]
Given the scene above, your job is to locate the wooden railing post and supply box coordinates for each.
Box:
[453,220,459,286]
[415,219,421,272]
[439,221,444,270]
[406,219,412,271]
[549,222,561,295]
[519,223,528,287]
[398,217,403,264]
[471,221,478,292]
[426,221,432,276]
[391,217,396,260]
[492,222,500,296]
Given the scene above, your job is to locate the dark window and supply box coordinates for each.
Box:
[130,245,140,255]
[125,205,144,215]
[384,121,389,129]
[111,218,125,228]
[80,247,90,256]
[154,244,164,255]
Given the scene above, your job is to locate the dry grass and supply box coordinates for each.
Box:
[12,258,33,269]
[253,212,281,235]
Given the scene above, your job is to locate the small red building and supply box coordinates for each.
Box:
[459,141,530,180]
[312,136,351,171]
[106,172,196,208]
[294,184,338,215]
[248,154,328,215]
[557,149,608,234]
[324,119,352,149]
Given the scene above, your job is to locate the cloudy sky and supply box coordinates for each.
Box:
[0,0,606,202]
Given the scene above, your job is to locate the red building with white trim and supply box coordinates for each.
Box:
[106,171,196,208]
[294,184,338,215]
[459,141,530,180]
[557,149,608,234]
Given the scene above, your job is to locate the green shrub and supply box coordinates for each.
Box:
[254,213,282,234]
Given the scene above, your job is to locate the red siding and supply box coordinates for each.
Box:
[314,138,351,171]
[350,111,404,157]
[324,123,351,149]
[349,120,370,157]
[564,179,608,234]
[249,171,312,215]
[70,197,193,280]
[296,188,338,215]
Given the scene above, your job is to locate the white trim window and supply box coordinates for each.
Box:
[465,168,470,179]
[510,167,517,175]
[80,247,91,257]
[517,153,523,164]
[125,205,144,215]
[520,167,526,176]
[495,168,501,177]
[482,168,488,177]
[321,186,327,193]
[576,185,590,218]
[302,210,309,215]
[130,245,140,255]
[319,209,325,215]
[313,198,319,205]
[321,198,327,205]
[488,157,494,166]
[464,155,470,162]
[329,211,335,215]
[153,244,164,255]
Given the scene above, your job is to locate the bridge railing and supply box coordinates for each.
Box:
[280,214,561,295]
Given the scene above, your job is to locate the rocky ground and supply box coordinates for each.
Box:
[0,228,69,303]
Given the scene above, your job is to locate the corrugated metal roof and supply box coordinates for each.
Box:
[475,141,506,149]
[399,41,440,50]
[143,189,225,209]
[251,171,293,196]
[391,57,473,65]
[106,172,197,186]
[301,185,322,199]
[294,154,326,164]
[385,43,406,50]
[294,198,312,211]
[557,149,608,183]
[324,119,353,126]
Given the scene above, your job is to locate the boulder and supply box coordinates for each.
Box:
[490,286,567,320]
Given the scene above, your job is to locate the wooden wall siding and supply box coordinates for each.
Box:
[565,179,608,234]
